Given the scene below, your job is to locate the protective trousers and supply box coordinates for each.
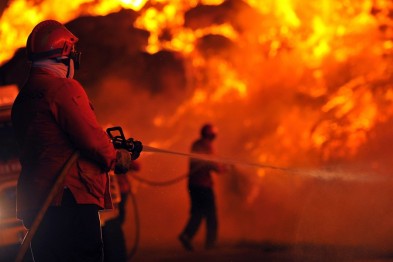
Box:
[27,189,103,262]
[181,186,217,248]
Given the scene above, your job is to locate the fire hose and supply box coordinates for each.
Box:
[15,150,80,262]
[15,126,305,262]
[106,126,299,174]
[105,126,313,260]
[14,127,171,262]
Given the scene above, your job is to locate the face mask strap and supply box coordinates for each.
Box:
[69,51,81,69]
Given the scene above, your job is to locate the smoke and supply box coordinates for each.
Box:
[218,165,393,246]
[81,2,393,255]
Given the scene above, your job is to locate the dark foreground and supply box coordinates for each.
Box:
[2,241,393,261]
[131,241,393,262]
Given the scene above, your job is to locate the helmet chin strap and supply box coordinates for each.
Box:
[67,59,75,79]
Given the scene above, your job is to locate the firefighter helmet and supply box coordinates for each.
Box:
[200,123,217,140]
[26,20,78,61]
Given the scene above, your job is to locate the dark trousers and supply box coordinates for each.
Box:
[25,189,103,262]
[102,218,127,262]
[102,193,128,262]
[181,186,217,247]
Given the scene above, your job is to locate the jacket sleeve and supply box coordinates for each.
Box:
[51,79,116,170]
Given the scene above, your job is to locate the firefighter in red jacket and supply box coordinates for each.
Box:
[178,123,223,251]
[11,20,138,261]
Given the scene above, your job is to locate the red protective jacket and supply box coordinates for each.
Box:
[11,67,117,220]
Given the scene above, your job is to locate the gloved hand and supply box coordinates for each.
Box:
[130,140,143,160]
[114,149,131,174]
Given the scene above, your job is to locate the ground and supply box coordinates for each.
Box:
[129,241,393,262]
[2,240,393,261]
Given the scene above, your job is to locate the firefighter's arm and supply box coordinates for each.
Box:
[51,79,125,170]
[210,161,226,174]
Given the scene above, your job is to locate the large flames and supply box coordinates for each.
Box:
[2,0,393,254]
[0,0,148,64]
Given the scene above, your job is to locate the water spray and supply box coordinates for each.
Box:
[105,126,383,260]
[143,145,292,171]
[141,145,380,182]
[107,126,379,182]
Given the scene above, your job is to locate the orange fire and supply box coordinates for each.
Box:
[2,0,392,166]
[0,0,147,65]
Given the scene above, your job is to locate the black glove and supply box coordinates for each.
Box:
[130,139,143,160]
[115,149,131,174]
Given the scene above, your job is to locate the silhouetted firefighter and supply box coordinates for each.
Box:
[179,123,225,251]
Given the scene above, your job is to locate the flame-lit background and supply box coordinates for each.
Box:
[1,0,393,257]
